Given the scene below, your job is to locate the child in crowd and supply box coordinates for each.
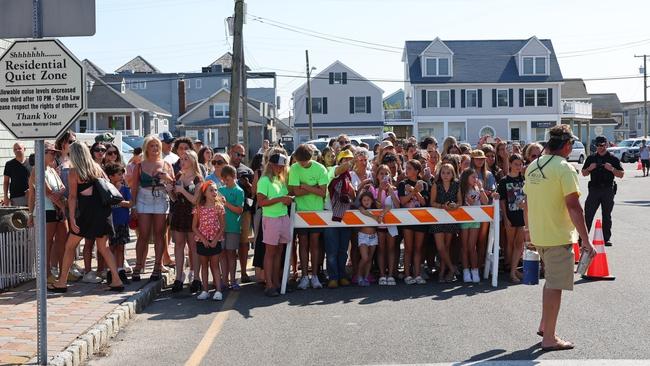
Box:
[356,191,379,287]
[498,154,527,283]
[398,159,429,285]
[459,168,489,283]
[429,163,461,283]
[218,165,245,290]
[365,164,399,286]
[460,154,471,172]
[193,181,225,301]
[105,162,132,285]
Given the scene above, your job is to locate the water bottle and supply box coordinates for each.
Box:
[522,247,540,285]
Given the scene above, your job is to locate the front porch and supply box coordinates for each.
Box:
[74,110,170,137]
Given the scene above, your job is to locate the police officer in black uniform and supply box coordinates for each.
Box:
[581,136,624,246]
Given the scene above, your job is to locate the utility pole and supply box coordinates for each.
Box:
[241,28,249,155]
[635,54,648,137]
[228,0,244,146]
[305,49,314,140]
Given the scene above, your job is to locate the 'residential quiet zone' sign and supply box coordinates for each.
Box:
[0,39,85,139]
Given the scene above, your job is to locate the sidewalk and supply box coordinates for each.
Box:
[0,240,174,365]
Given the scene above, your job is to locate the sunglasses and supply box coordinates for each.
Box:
[106,150,118,156]
[93,148,106,153]
[212,160,226,165]
[596,143,607,147]
[68,139,76,144]
[235,152,246,158]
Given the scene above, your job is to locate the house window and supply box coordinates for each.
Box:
[195,79,202,89]
[213,103,230,117]
[333,72,342,84]
[311,97,324,114]
[354,97,367,113]
[524,89,536,106]
[449,122,466,141]
[523,56,547,75]
[79,119,87,133]
[479,126,496,138]
[424,57,450,77]
[222,79,229,88]
[524,89,548,107]
[497,89,509,107]
[426,90,450,108]
[466,89,478,108]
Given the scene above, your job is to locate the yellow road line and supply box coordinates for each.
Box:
[184,290,240,366]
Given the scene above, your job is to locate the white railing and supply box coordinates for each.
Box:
[0,228,35,290]
[561,100,592,117]
[384,109,412,122]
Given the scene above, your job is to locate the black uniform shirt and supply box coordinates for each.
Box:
[582,151,622,188]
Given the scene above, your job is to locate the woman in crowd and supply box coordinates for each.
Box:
[82,141,108,282]
[126,147,143,184]
[350,148,372,191]
[198,146,214,176]
[523,142,543,169]
[205,153,229,187]
[498,154,527,283]
[131,135,175,282]
[441,136,458,157]
[469,149,496,268]
[170,150,203,293]
[256,149,293,297]
[459,168,489,283]
[429,163,461,282]
[104,143,122,165]
[50,142,124,292]
[495,141,510,178]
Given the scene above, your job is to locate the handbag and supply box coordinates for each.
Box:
[94,178,124,206]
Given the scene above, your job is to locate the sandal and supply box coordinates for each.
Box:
[132,269,141,282]
[510,274,521,283]
[541,339,574,352]
[47,284,68,293]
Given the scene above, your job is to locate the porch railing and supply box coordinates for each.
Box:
[0,228,35,290]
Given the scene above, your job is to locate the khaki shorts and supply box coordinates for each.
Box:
[240,211,253,244]
[537,244,574,291]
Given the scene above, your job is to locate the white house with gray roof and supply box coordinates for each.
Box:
[401,36,564,144]
[292,60,384,143]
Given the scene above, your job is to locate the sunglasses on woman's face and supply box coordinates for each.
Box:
[106,150,117,156]
[93,148,106,153]
[212,160,226,165]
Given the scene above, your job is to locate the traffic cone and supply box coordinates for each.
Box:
[573,242,580,264]
[582,219,616,281]
[637,159,643,171]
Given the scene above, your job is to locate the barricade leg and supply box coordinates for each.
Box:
[483,222,494,280]
[483,199,500,287]
[280,204,295,295]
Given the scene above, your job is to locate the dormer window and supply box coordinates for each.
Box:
[522,56,547,75]
[423,57,450,77]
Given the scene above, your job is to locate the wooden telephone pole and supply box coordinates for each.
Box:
[228,0,244,146]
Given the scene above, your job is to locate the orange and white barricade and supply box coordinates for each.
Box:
[281,200,501,294]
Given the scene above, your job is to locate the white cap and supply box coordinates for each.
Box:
[382,132,396,140]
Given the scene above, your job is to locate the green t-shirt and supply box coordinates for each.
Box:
[218,184,245,233]
[288,161,329,211]
[256,175,289,217]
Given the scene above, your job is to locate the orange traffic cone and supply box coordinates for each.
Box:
[637,159,643,171]
[582,219,615,281]
[573,242,580,264]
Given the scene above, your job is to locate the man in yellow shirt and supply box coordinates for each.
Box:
[524,124,595,352]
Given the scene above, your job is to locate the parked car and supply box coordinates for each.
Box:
[306,135,381,151]
[567,140,586,163]
[123,135,145,150]
[607,137,649,163]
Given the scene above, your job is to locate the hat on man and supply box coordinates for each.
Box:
[382,132,396,141]
[336,150,354,164]
[159,131,175,144]
[95,132,115,143]
[594,136,608,145]
[380,140,394,150]
[194,139,203,144]
[470,149,486,159]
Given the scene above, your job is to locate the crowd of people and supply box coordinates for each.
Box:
[0,126,622,301]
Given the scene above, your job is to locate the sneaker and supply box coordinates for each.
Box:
[123,260,132,274]
[197,291,209,300]
[421,270,430,280]
[99,270,108,280]
[82,271,103,283]
[463,269,472,283]
[378,276,388,286]
[386,276,397,286]
[404,276,416,285]
[231,283,241,291]
[359,278,370,287]
[327,280,339,289]
[297,276,310,290]
[70,264,84,278]
[213,291,223,301]
[414,276,426,285]
[471,268,480,283]
[189,279,202,293]
[367,273,376,283]
[171,280,184,293]
[338,278,351,287]
[310,276,323,289]
[67,271,81,282]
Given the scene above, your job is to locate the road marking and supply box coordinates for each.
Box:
[184,290,239,366]
[369,361,650,366]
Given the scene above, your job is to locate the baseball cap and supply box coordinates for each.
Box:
[95,132,115,143]
[382,132,396,141]
[380,140,394,149]
[594,136,607,145]
[159,131,175,144]
[336,150,354,163]
[269,153,288,165]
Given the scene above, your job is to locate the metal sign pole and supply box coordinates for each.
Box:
[32,1,48,365]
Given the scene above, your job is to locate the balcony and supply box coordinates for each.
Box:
[384,109,412,124]
[561,100,592,119]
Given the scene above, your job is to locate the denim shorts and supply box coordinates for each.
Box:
[136,187,170,214]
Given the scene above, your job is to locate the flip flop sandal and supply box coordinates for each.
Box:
[541,341,574,352]
[47,284,68,293]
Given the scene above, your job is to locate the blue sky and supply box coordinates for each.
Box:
[62,0,650,117]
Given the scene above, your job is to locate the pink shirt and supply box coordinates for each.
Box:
[193,205,224,242]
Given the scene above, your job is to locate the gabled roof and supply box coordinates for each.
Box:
[403,38,563,84]
[87,73,171,116]
[516,36,551,55]
[293,60,384,96]
[115,56,161,74]
[178,88,261,122]
[561,78,590,99]
[209,52,250,72]
[420,37,454,56]
[82,59,106,78]
[589,93,623,114]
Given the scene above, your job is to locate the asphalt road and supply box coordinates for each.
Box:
[89,163,650,366]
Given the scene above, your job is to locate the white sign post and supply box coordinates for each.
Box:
[0,38,85,365]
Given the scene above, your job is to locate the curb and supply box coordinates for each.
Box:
[41,270,175,366]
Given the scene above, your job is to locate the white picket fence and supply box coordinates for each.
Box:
[0,228,35,290]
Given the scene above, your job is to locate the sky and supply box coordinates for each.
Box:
[59,0,650,118]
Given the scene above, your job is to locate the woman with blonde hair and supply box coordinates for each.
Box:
[170,150,203,292]
[206,152,230,187]
[49,142,124,292]
[131,135,175,282]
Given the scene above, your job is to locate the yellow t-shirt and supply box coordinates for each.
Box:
[523,154,580,246]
